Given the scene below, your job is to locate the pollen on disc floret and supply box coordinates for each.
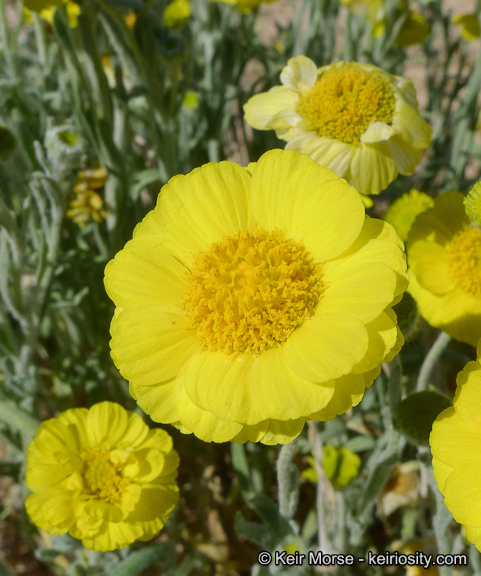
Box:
[182,228,323,356]
[447,225,481,298]
[296,62,396,145]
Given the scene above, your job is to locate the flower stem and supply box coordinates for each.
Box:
[416,331,451,392]
[276,439,298,520]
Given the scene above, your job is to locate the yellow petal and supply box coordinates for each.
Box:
[179,348,335,424]
[133,161,253,265]
[104,237,188,309]
[280,55,318,93]
[244,86,299,130]
[249,149,365,262]
[110,305,197,385]
[283,314,369,383]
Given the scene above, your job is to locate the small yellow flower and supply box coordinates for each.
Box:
[430,340,481,551]
[23,0,80,27]
[244,57,432,197]
[303,446,361,489]
[212,0,278,14]
[395,11,430,48]
[124,12,137,29]
[452,13,480,41]
[25,402,180,551]
[104,149,408,445]
[163,0,191,28]
[67,167,107,228]
[407,191,481,346]
[384,189,434,242]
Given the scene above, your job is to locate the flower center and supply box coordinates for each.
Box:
[296,62,396,145]
[183,228,323,356]
[81,448,130,504]
[447,225,481,298]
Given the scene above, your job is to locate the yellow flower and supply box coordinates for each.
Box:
[163,0,191,28]
[395,11,430,48]
[67,167,107,228]
[407,191,481,346]
[25,402,180,551]
[212,0,278,14]
[302,446,361,489]
[23,0,80,27]
[104,149,408,445]
[244,57,432,197]
[430,339,481,551]
[452,13,480,41]
[384,189,434,242]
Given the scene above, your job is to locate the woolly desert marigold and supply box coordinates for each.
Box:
[430,340,481,551]
[407,191,481,346]
[104,149,408,445]
[25,402,179,551]
[244,57,432,197]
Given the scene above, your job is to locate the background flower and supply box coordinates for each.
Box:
[407,191,481,346]
[244,57,432,197]
[384,189,434,242]
[430,339,481,551]
[25,402,179,551]
[105,149,408,445]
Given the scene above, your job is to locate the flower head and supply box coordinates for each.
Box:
[25,402,179,551]
[407,191,481,346]
[67,167,107,228]
[244,57,432,197]
[163,0,191,28]
[430,340,481,551]
[105,149,408,445]
[384,189,434,242]
[452,13,480,41]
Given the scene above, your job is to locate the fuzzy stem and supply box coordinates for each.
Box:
[276,439,298,520]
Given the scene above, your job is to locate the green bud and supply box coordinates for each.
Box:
[398,390,452,444]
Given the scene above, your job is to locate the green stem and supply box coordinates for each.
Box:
[276,439,298,520]
[416,331,451,392]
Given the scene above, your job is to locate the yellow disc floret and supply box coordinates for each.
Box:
[183,228,323,356]
[81,447,130,504]
[297,62,396,144]
[448,225,481,298]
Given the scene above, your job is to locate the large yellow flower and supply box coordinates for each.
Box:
[244,57,432,197]
[104,149,408,445]
[25,402,179,551]
[430,340,481,551]
[407,191,481,346]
